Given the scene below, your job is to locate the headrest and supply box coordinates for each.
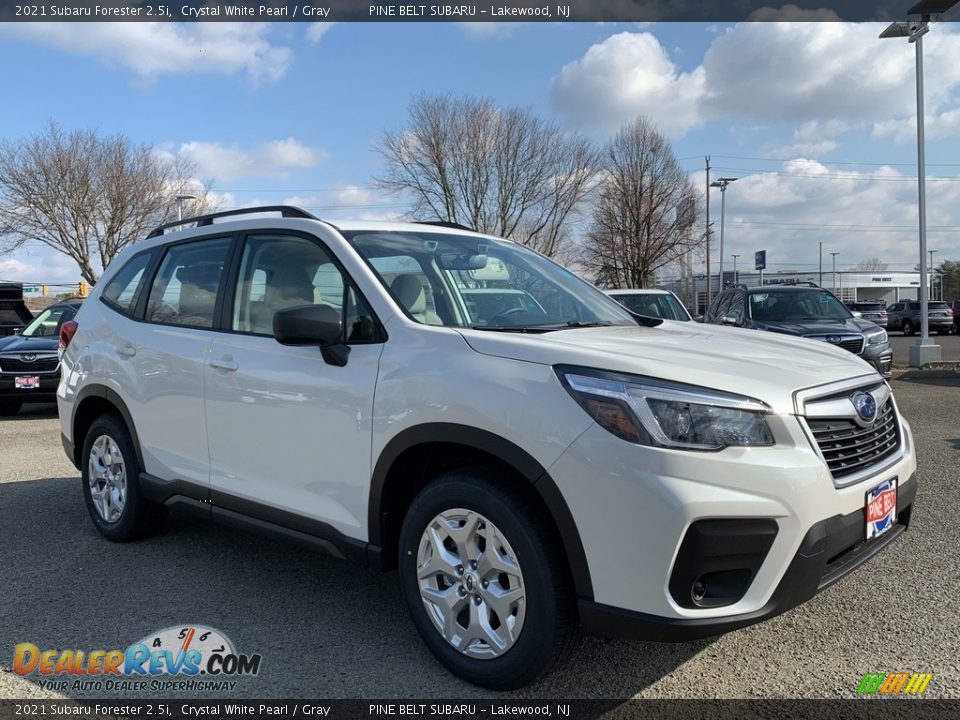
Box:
[391,274,426,314]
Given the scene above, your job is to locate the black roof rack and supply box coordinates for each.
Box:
[147,205,319,239]
[414,220,477,232]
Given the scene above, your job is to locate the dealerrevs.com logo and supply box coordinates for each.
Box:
[13,625,262,693]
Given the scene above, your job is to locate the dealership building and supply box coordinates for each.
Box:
[666,270,946,315]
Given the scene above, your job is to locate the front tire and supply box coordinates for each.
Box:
[81,414,166,541]
[902,320,915,336]
[398,467,579,690]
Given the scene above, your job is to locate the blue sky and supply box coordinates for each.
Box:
[1,21,959,287]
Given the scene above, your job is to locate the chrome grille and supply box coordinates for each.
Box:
[807,399,900,479]
[811,335,864,354]
[0,355,59,373]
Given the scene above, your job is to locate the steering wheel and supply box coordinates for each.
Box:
[488,307,528,324]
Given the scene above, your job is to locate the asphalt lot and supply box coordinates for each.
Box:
[889,332,960,365]
[1,377,958,700]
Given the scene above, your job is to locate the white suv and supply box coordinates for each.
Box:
[57,206,916,689]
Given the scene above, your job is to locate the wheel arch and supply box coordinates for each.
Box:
[369,423,594,601]
[71,385,144,471]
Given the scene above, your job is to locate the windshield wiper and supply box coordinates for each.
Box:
[469,321,617,333]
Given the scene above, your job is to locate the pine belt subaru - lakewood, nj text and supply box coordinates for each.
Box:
[57,206,916,689]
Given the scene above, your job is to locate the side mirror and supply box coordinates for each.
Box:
[274,305,349,367]
[721,312,740,326]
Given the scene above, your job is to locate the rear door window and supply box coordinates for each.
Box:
[101,250,157,317]
[145,238,232,329]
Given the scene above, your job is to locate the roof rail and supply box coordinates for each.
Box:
[147,205,319,239]
[414,220,478,232]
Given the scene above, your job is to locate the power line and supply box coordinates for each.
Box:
[710,165,960,181]
[711,153,960,168]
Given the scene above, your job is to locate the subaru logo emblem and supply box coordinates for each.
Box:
[826,336,842,344]
[851,391,877,424]
[20,354,37,362]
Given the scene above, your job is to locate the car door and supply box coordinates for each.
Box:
[115,237,233,486]
[204,231,384,542]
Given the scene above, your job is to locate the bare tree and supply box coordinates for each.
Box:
[579,117,700,289]
[853,257,889,272]
[0,123,219,284]
[375,94,598,258]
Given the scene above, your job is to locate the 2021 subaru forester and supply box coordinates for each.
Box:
[58,206,917,689]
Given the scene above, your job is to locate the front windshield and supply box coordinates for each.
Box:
[343,230,636,330]
[21,305,74,338]
[613,293,690,321]
[749,291,852,322]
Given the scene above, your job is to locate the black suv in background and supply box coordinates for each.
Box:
[705,284,893,376]
[0,300,81,415]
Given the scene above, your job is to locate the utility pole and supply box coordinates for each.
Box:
[705,156,712,308]
[732,254,741,286]
[819,242,823,287]
[830,252,839,294]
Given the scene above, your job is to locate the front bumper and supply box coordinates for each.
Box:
[0,372,60,402]
[547,408,917,630]
[859,343,893,376]
[579,475,916,641]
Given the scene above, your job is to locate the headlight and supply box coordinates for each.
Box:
[867,330,888,345]
[557,367,774,451]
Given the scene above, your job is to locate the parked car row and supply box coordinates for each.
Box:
[607,283,893,377]
[52,205,914,689]
[0,300,82,415]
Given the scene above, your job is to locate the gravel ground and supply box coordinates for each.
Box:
[0,379,957,700]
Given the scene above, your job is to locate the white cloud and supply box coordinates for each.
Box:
[551,32,707,136]
[458,23,517,39]
[551,23,960,139]
[1,23,293,83]
[284,185,406,221]
[306,23,335,43]
[746,4,842,21]
[692,160,960,270]
[172,139,327,182]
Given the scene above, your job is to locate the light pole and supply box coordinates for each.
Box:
[731,254,741,286]
[175,194,198,222]
[929,249,938,300]
[830,252,840,294]
[881,0,955,366]
[818,242,823,287]
[710,177,737,293]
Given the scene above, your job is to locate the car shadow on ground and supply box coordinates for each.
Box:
[895,371,960,389]
[1,403,59,422]
[0,476,709,700]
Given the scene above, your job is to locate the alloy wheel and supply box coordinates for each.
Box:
[416,508,526,659]
[88,434,127,523]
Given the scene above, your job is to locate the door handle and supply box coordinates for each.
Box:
[117,344,136,358]
[210,358,239,372]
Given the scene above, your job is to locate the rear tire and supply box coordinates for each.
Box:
[0,401,22,416]
[81,414,166,542]
[902,320,914,336]
[398,467,580,690]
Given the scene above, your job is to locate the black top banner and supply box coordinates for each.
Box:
[1,0,959,23]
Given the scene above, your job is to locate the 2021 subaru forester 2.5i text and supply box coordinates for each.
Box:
[57,206,917,689]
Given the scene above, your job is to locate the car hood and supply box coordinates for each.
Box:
[0,334,59,353]
[456,322,880,415]
[749,318,882,336]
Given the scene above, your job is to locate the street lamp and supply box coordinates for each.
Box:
[830,252,840,294]
[731,254,741,286]
[175,194,198,222]
[929,249,938,299]
[710,177,737,293]
[880,0,957,366]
